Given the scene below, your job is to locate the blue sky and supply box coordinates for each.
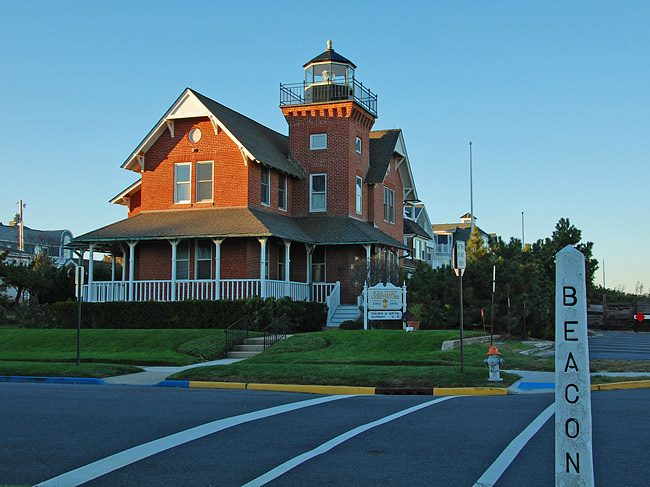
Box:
[1,1,648,292]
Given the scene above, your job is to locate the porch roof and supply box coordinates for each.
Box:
[70,207,407,252]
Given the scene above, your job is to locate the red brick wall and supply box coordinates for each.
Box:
[140,117,248,211]
[128,190,142,217]
[283,102,375,217]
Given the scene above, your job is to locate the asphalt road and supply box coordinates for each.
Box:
[589,330,650,360]
[1,383,649,486]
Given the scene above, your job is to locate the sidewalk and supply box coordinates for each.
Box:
[102,358,244,386]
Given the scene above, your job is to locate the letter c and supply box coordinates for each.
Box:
[565,384,579,404]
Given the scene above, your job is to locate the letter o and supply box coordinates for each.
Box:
[565,418,580,439]
[565,384,579,404]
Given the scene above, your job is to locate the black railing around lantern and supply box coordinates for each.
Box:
[280,79,377,117]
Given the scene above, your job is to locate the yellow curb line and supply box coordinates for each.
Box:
[247,383,376,395]
[591,380,650,391]
[185,381,508,396]
[189,381,246,390]
[434,387,508,396]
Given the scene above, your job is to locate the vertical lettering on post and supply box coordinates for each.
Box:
[555,246,594,486]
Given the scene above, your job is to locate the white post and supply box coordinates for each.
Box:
[305,243,314,302]
[362,244,371,282]
[127,241,137,301]
[258,237,267,299]
[88,243,95,302]
[555,246,594,486]
[111,253,116,282]
[213,238,223,300]
[169,239,179,301]
[283,239,292,297]
[363,280,368,330]
[120,243,128,282]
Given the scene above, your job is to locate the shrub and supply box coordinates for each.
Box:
[46,298,326,332]
[339,320,363,330]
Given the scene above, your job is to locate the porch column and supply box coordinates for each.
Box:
[362,244,372,282]
[283,239,292,297]
[88,243,95,302]
[111,253,116,281]
[127,241,138,301]
[258,237,267,299]
[119,243,128,282]
[305,243,314,302]
[169,239,180,301]
[213,238,224,300]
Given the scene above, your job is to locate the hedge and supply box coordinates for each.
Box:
[26,297,326,333]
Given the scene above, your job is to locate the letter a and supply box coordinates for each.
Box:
[564,352,579,372]
[563,286,577,306]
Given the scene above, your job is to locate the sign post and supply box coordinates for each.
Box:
[555,246,594,486]
[453,241,466,372]
[75,265,84,367]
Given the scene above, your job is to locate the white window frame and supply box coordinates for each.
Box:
[356,137,362,153]
[310,133,327,150]
[310,173,327,212]
[355,176,363,214]
[174,162,191,204]
[196,161,213,203]
[195,239,212,279]
[278,174,287,211]
[261,166,270,206]
[383,186,395,223]
[176,240,190,280]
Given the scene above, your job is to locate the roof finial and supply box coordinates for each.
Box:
[327,39,333,50]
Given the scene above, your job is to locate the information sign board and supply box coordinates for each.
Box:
[368,310,403,320]
[367,283,403,311]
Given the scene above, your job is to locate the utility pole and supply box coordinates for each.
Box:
[18,200,25,252]
[469,142,474,237]
[521,211,525,248]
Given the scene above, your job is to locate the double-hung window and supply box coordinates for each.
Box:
[312,246,326,282]
[174,163,191,204]
[196,161,213,202]
[383,187,395,223]
[310,133,327,150]
[278,174,287,211]
[261,167,270,206]
[196,240,212,279]
[355,176,363,214]
[176,241,190,280]
[310,174,327,212]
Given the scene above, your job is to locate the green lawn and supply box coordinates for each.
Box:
[172,330,527,388]
[0,328,231,366]
[0,361,142,378]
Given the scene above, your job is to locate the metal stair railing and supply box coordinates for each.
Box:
[263,315,287,350]
[225,315,251,353]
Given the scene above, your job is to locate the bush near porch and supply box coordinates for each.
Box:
[25,297,326,333]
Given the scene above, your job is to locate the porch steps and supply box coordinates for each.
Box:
[328,304,361,328]
[226,336,276,359]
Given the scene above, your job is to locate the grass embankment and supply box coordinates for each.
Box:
[172,330,532,388]
[0,328,234,378]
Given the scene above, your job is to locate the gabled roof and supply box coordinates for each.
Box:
[121,88,304,179]
[366,129,418,202]
[110,179,141,206]
[70,208,407,252]
[403,219,431,240]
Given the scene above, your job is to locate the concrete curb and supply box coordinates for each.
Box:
[591,380,650,391]
[0,376,105,385]
[154,380,509,396]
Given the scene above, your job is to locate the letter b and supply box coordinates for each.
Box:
[563,287,577,306]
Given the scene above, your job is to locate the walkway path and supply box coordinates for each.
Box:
[103,358,243,386]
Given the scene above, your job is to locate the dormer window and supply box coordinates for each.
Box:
[310,133,327,150]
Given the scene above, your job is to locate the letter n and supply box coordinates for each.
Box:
[566,451,580,474]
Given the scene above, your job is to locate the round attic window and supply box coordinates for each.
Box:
[188,128,202,143]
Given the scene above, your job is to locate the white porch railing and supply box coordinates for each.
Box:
[84,279,330,304]
[325,281,341,326]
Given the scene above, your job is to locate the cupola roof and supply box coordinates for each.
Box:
[303,40,356,69]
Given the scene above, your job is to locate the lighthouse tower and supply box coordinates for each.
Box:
[280,41,378,218]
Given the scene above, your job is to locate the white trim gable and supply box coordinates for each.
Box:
[393,131,418,203]
[121,89,256,173]
[110,180,142,206]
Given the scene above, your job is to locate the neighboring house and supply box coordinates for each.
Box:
[402,218,432,275]
[0,222,73,266]
[431,213,494,268]
[70,41,419,326]
[404,203,435,268]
